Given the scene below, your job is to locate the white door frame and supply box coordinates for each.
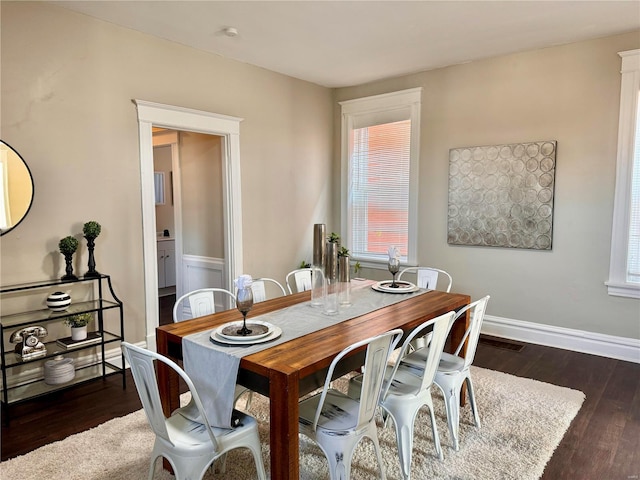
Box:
[134,100,244,350]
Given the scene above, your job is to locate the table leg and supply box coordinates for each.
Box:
[156,332,180,473]
[156,335,181,416]
[269,369,300,480]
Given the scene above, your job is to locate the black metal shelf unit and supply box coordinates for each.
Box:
[0,274,125,419]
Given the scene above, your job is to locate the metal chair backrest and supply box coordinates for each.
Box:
[251,277,287,302]
[311,329,403,433]
[121,342,218,450]
[382,311,454,399]
[285,268,312,294]
[398,266,453,292]
[450,295,490,370]
[172,288,236,322]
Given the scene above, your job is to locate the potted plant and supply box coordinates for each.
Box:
[58,236,79,280]
[64,312,92,341]
[354,261,362,276]
[83,221,102,277]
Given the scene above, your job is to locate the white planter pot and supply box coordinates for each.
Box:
[71,326,87,341]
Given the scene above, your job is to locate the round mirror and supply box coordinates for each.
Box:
[0,141,34,236]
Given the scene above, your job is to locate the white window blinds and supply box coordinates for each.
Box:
[350,120,411,259]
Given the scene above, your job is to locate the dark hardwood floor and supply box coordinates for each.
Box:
[1,299,638,479]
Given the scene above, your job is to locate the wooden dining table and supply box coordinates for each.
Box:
[156,286,470,479]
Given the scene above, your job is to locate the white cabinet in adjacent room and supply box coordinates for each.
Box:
[157,239,176,288]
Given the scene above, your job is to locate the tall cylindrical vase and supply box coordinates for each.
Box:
[325,242,338,283]
[311,224,327,307]
[310,265,325,307]
[338,256,351,306]
[323,242,339,315]
[312,224,326,269]
[85,237,100,278]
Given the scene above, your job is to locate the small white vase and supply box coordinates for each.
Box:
[71,326,87,341]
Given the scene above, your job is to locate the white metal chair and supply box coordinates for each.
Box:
[121,342,266,480]
[397,266,453,293]
[298,329,403,480]
[251,277,286,302]
[285,267,312,294]
[401,295,490,451]
[347,312,454,479]
[172,288,251,409]
[172,288,236,322]
[398,267,452,350]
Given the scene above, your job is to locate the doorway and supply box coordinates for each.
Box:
[135,100,245,350]
[153,129,227,326]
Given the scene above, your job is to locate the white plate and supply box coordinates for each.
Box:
[216,320,274,340]
[372,280,419,293]
[210,325,283,345]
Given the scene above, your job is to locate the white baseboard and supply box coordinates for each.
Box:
[482,314,640,364]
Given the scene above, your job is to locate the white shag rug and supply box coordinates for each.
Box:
[0,367,584,480]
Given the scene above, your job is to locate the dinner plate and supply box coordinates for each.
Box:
[216,320,273,340]
[371,280,419,293]
[210,325,283,345]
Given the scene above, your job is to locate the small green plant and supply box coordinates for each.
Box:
[327,232,340,243]
[338,246,350,257]
[58,236,79,256]
[64,312,92,328]
[354,261,362,275]
[299,260,311,268]
[83,221,102,239]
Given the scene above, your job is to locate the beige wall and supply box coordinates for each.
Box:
[0,2,334,343]
[335,31,640,339]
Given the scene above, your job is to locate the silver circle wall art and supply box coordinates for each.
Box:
[447,140,556,250]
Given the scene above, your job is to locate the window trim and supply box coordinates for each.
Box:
[607,49,640,299]
[340,88,422,267]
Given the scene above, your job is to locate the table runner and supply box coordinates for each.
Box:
[183,280,430,428]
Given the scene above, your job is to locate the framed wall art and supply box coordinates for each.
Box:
[447,141,556,250]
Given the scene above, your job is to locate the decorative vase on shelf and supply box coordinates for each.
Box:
[71,325,87,341]
[46,292,71,312]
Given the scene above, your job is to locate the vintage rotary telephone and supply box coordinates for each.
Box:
[10,325,48,360]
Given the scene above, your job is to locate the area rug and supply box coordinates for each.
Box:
[0,367,584,480]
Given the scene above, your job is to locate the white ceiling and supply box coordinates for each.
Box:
[54,1,640,88]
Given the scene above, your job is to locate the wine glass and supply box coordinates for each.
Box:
[388,257,400,288]
[236,286,254,336]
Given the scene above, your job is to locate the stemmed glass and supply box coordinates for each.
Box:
[236,286,254,336]
[388,257,400,288]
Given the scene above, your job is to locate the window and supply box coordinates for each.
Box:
[607,49,640,298]
[340,88,421,266]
